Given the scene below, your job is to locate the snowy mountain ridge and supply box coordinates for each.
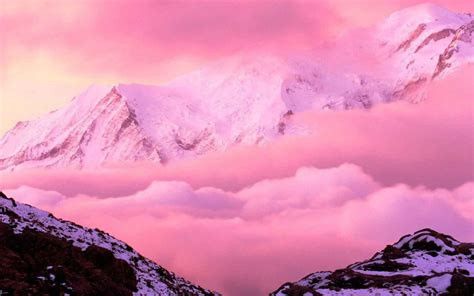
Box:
[0,4,473,170]
[272,228,474,295]
[0,191,218,295]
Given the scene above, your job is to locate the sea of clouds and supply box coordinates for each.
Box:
[2,67,473,295]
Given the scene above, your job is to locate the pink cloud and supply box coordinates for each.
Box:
[328,0,474,28]
[1,2,473,295]
[2,0,472,80]
[4,164,473,295]
[1,66,472,196]
[2,66,471,295]
[1,1,341,78]
[2,0,472,134]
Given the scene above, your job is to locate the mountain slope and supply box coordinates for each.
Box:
[272,229,474,295]
[0,4,472,171]
[0,191,218,296]
[376,3,474,101]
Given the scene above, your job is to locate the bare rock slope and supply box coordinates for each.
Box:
[1,4,472,170]
[0,192,218,296]
[272,229,474,295]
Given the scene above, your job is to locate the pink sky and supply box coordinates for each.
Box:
[2,65,473,295]
[5,167,473,295]
[1,1,474,295]
[5,159,473,295]
[1,0,473,134]
[2,66,473,195]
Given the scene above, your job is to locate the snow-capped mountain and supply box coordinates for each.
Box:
[0,4,472,170]
[0,191,218,296]
[272,229,474,295]
[375,3,474,101]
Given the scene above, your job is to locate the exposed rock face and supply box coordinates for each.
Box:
[0,223,137,295]
[415,28,455,53]
[396,23,427,52]
[0,192,218,296]
[433,20,474,78]
[373,4,473,104]
[272,229,474,295]
[0,4,472,171]
[0,87,163,170]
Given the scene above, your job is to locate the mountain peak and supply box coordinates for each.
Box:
[272,229,474,295]
[392,228,461,252]
[386,3,464,23]
[0,192,218,295]
[377,3,472,42]
[1,4,473,171]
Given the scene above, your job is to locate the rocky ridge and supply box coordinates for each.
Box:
[272,229,474,295]
[0,191,218,296]
[0,4,472,170]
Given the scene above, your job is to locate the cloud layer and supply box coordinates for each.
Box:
[2,66,473,196]
[5,164,473,295]
[2,69,473,294]
[1,3,473,294]
[2,0,473,134]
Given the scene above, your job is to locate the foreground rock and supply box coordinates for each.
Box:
[272,229,474,295]
[0,192,218,296]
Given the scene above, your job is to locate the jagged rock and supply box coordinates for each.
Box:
[272,229,474,295]
[0,192,219,296]
[1,4,472,171]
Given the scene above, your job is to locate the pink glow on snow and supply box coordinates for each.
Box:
[5,168,473,295]
[1,2,473,295]
[2,66,472,195]
[1,0,473,134]
[2,66,474,295]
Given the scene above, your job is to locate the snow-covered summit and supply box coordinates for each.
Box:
[0,4,472,170]
[272,228,474,295]
[376,3,473,94]
[0,191,218,295]
[381,3,469,29]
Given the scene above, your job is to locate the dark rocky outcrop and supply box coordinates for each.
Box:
[0,222,137,296]
[0,192,218,296]
[272,229,474,295]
